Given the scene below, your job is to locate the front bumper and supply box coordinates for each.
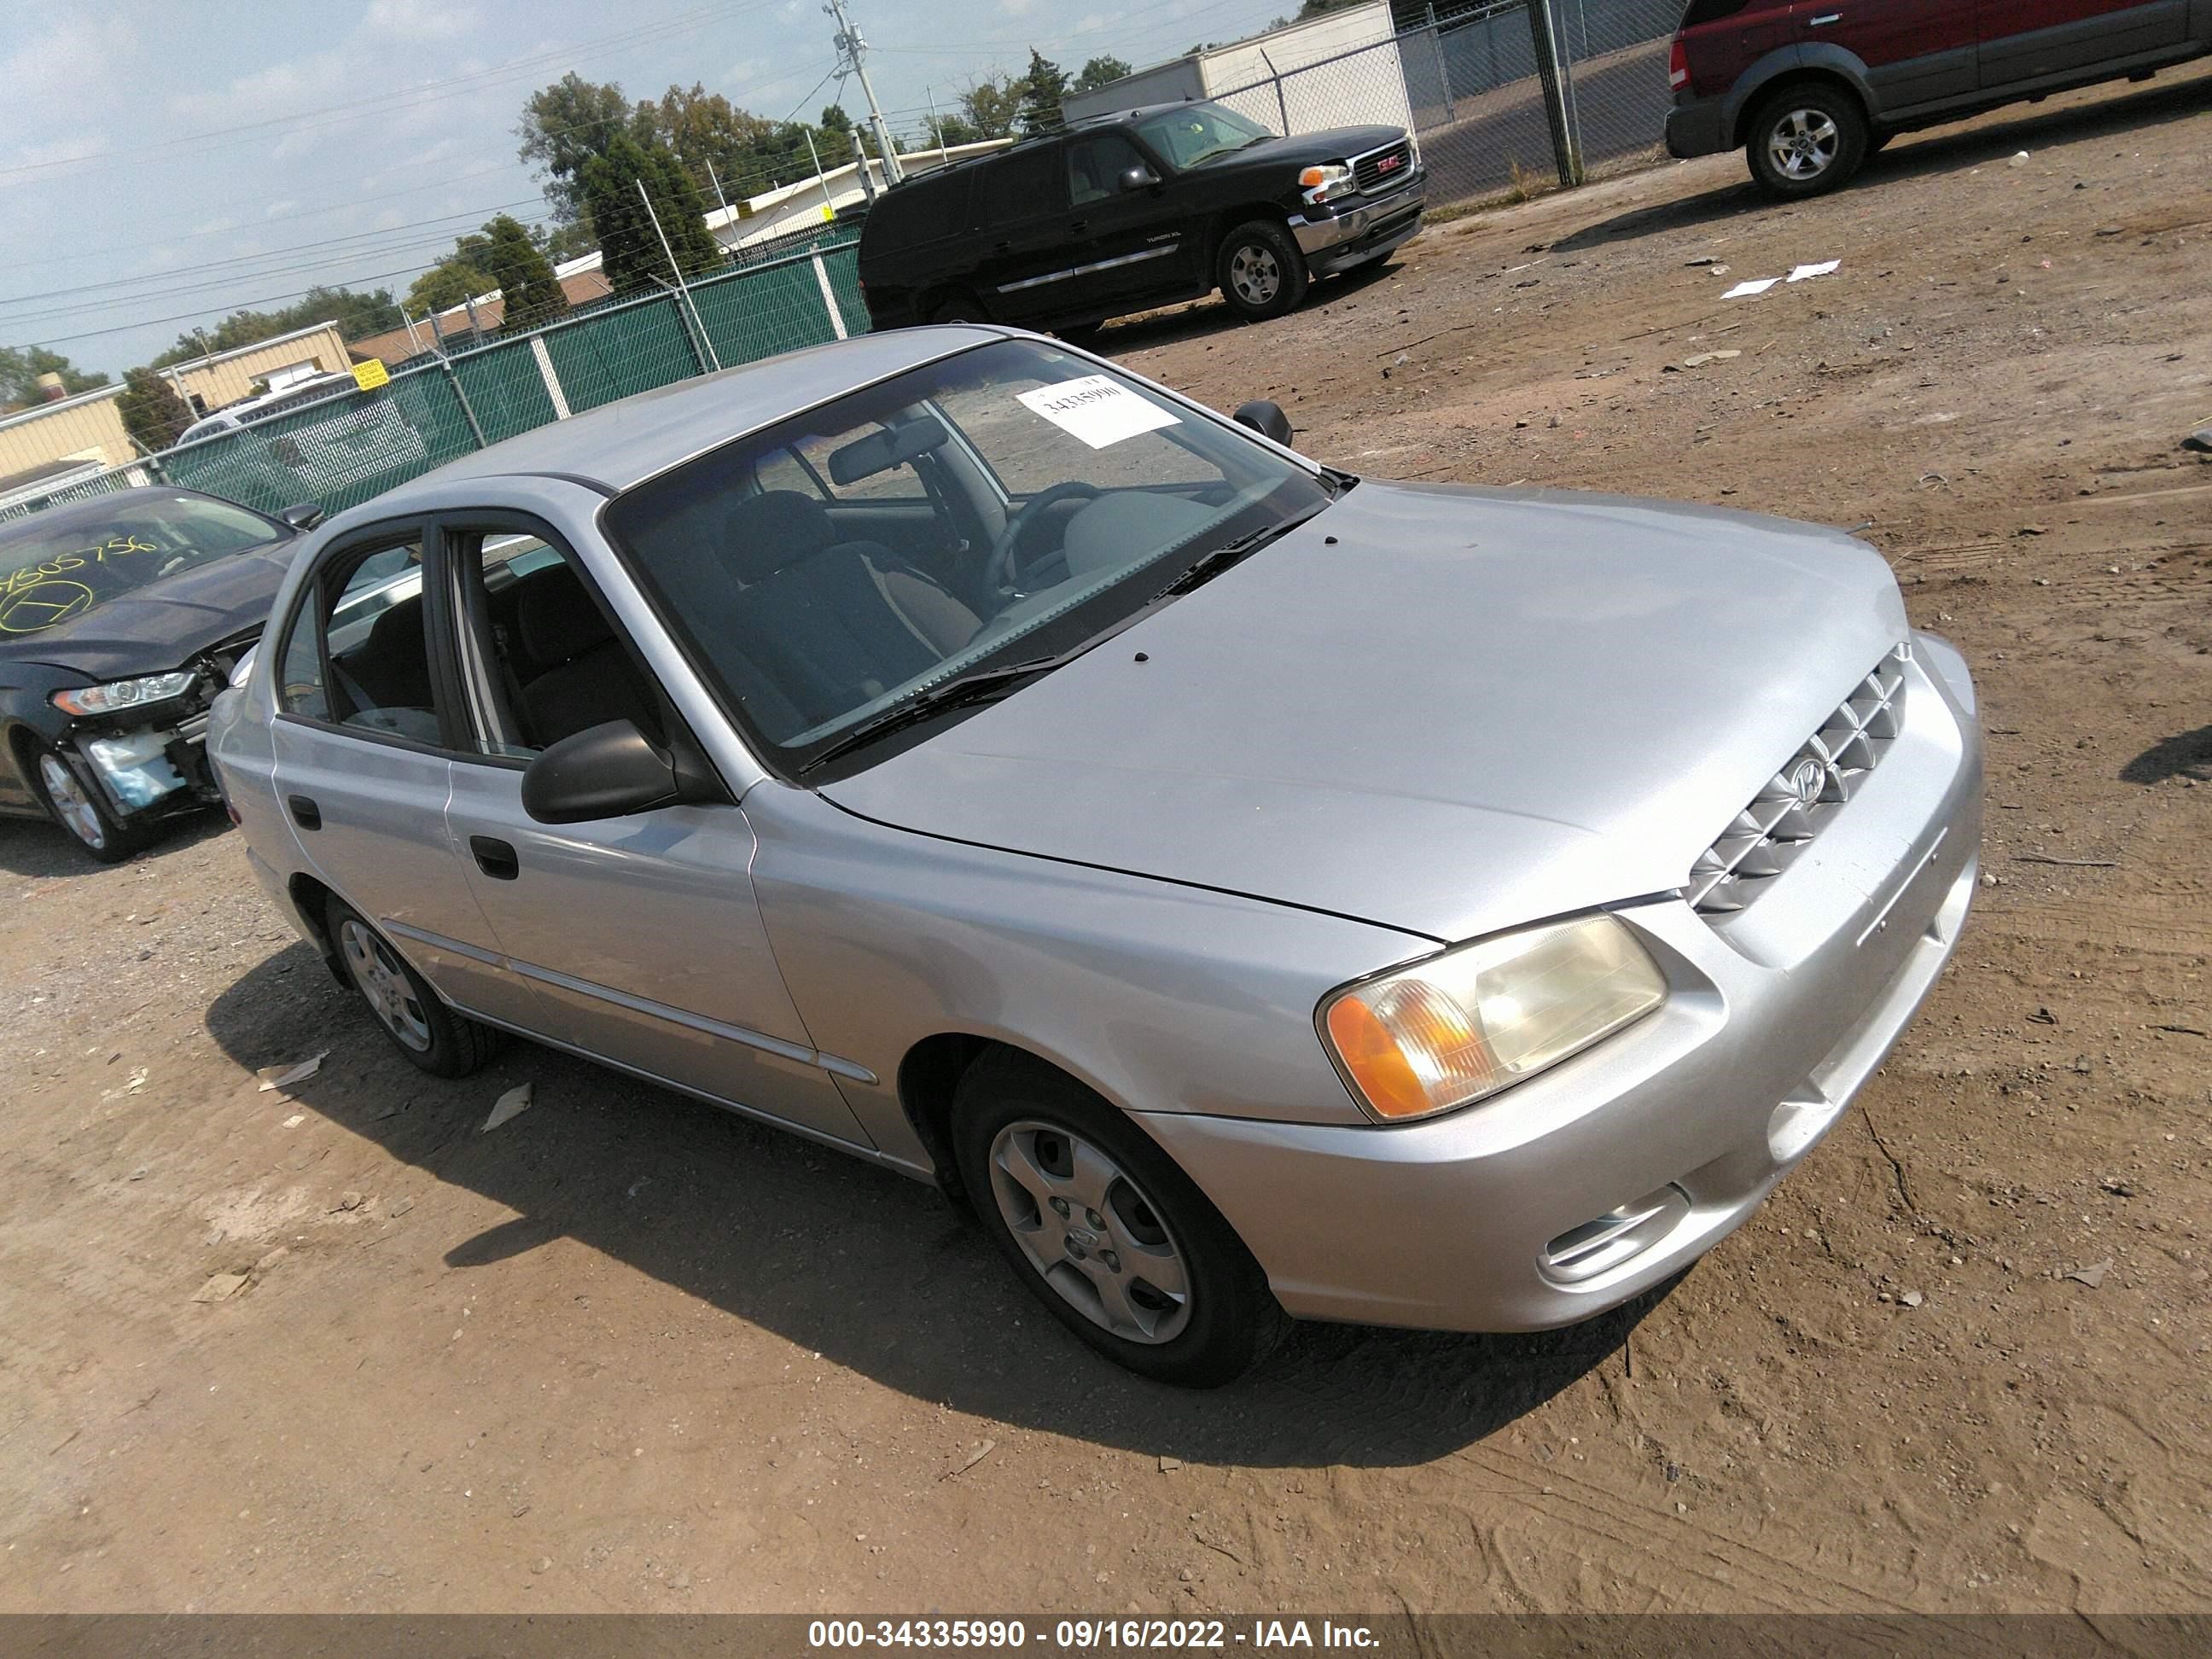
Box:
[1138,632,1982,1333]
[1666,96,1729,160]
[67,706,221,824]
[1289,172,1427,275]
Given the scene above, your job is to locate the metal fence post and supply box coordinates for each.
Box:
[529,335,573,419]
[1258,49,1289,134]
[1526,0,1586,189]
[1425,5,1455,121]
[439,353,489,449]
[810,251,849,341]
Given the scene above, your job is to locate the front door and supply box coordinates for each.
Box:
[1796,1,1979,113]
[264,524,541,1028]
[969,142,1078,324]
[1057,132,1190,318]
[1976,1,2188,85]
[434,519,873,1150]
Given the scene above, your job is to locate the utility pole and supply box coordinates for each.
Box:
[824,0,902,185]
[928,87,947,166]
[805,128,837,220]
[706,158,730,218]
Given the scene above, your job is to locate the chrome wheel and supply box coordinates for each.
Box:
[1767,108,1840,181]
[987,1119,1191,1345]
[338,917,433,1053]
[38,752,106,851]
[1227,242,1282,307]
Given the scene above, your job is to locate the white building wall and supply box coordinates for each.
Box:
[1199,1,1412,137]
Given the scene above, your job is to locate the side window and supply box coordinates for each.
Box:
[458,528,665,760]
[1067,135,1145,207]
[754,446,827,499]
[277,538,440,744]
[976,144,1064,226]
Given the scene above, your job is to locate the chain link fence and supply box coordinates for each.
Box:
[3,239,867,527]
[1208,0,1684,211]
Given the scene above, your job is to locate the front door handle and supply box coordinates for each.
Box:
[1069,218,1089,233]
[469,835,520,881]
[288,794,321,830]
[1808,12,1841,24]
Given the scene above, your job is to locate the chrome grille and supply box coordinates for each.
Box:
[1353,140,1412,195]
[1684,644,1910,917]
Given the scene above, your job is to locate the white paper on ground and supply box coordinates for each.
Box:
[1016,375,1179,449]
[1722,277,1780,299]
[1788,259,1842,282]
[482,1082,533,1133]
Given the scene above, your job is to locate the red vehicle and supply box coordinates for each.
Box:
[1665,0,2212,196]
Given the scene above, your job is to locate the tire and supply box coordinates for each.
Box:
[323,893,499,1078]
[1214,218,1309,323]
[930,293,991,325]
[27,742,141,864]
[1745,84,1871,199]
[952,1049,1288,1387]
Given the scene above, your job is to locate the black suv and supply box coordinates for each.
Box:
[858,101,1426,332]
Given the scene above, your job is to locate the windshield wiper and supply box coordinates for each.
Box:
[796,649,1086,773]
[1152,515,1311,601]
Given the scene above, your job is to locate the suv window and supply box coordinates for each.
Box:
[977,143,1065,224]
[1066,134,1148,206]
[1680,0,1755,23]
[276,538,439,743]
[870,171,972,243]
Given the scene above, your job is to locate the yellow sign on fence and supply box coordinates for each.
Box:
[352,358,390,392]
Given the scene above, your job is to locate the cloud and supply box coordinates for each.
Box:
[262,199,300,218]
[362,0,480,40]
[1000,0,1035,13]
[0,19,137,148]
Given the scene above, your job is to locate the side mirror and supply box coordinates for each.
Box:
[521,719,684,824]
[279,502,325,530]
[1117,165,1161,193]
[1232,400,1294,445]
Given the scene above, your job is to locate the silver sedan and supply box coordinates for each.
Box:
[209,326,1981,1385]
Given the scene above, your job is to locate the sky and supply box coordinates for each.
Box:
[0,0,1296,377]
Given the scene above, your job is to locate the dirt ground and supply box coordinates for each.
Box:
[3,63,2209,1616]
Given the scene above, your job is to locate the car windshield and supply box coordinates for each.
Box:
[0,492,281,638]
[1133,102,1273,168]
[604,337,1333,772]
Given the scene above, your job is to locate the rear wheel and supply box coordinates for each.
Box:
[324,894,498,1077]
[929,293,991,324]
[29,743,140,864]
[1745,84,1870,198]
[952,1050,1287,1387]
[1214,219,1309,322]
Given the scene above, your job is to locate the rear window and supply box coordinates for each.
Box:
[1680,0,1755,24]
[976,144,1065,225]
[867,170,973,246]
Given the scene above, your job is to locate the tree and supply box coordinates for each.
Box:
[406,250,492,316]
[542,221,597,263]
[1016,49,1069,137]
[929,111,982,148]
[518,73,646,222]
[1074,55,1133,93]
[149,286,403,365]
[116,367,193,452]
[814,103,856,170]
[957,73,1022,141]
[478,214,568,330]
[0,346,108,409]
[583,131,720,293]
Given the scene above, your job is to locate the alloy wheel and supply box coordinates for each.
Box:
[38,752,107,852]
[1227,243,1282,307]
[338,917,434,1052]
[1767,108,1840,181]
[987,1119,1192,1345]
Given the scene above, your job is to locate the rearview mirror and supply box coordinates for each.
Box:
[521,719,684,824]
[1118,165,1161,193]
[279,502,325,530]
[1232,400,1293,445]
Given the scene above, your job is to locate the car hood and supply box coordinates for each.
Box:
[0,540,294,681]
[1203,125,1406,170]
[818,481,1909,941]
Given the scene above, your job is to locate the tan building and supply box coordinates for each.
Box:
[160,320,354,412]
[0,382,137,475]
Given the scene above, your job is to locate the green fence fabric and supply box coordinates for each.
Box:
[0,236,870,525]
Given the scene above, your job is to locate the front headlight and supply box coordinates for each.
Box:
[1319,914,1667,1123]
[1299,163,1357,205]
[50,672,199,718]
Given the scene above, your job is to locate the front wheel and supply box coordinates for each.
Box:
[1215,219,1309,323]
[952,1050,1287,1387]
[29,743,140,864]
[1745,84,1871,198]
[324,894,498,1077]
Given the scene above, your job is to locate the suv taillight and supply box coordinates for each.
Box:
[1669,35,1690,92]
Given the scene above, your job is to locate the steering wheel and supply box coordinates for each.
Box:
[982,481,1101,596]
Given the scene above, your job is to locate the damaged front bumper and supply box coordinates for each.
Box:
[58,672,233,827]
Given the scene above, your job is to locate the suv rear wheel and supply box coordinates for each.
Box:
[1215,219,1309,323]
[1746,83,1870,198]
[930,292,991,324]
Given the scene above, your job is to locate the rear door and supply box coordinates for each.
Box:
[969,143,1076,323]
[1055,131,1189,317]
[1796,1,1979,113]
[1975,1,2189,86]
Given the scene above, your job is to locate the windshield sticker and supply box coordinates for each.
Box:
[1016,375,1179,450]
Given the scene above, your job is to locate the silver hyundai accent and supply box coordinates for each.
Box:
[209,326,1981,1386]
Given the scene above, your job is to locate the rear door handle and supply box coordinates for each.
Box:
[469,835,520,880]
[287,794,321,830]
[1069,219,1089,233]
[1809,12,1841,24]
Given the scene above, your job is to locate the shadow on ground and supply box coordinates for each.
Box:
[1087,258,1405,360]
[1551,71,2212,254]
[0,809,228,880]
[2121,725,2212,785]
[207,940,1664,1467]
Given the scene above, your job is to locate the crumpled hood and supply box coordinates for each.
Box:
[0,541,294,682]
[820,481,1908,940]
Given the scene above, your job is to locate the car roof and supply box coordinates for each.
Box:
[338,325,1008,515]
